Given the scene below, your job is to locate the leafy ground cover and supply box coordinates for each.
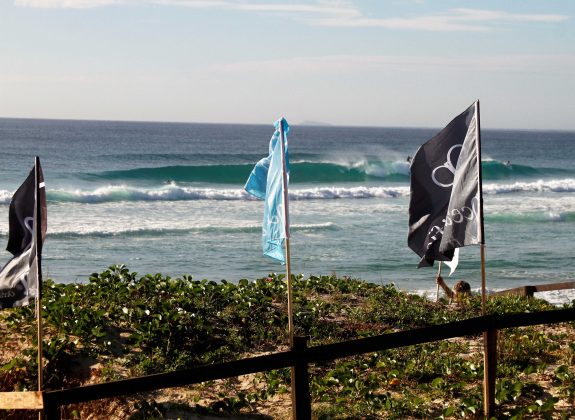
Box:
[1,265,574,419]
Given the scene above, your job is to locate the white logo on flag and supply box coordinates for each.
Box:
[431,144,462,188]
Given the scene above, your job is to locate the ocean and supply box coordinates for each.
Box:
[0,118,574,303]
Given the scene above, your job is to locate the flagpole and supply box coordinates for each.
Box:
[278,121,299,420]
[278,121,294,347]
[34,157,44,412]
[475,101,495,417]
[475,101,487,315]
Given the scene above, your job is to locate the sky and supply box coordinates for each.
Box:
[0,0,574,130]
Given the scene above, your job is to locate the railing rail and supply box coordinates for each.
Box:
[40,307,575,418]
[492,281,575,298]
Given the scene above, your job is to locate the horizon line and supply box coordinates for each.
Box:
[0,115,573,134]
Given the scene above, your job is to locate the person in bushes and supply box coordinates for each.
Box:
[436,275,471,303]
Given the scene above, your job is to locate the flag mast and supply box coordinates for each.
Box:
[278,121,294,347]
[475,101,487,315]
[243,118,294,344]
[34,157,44,399]
[475,101,495,417]
[279,121,301,420]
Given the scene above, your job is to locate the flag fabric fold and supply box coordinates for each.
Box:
[0,159,46,309]
[444,248,460,276]
[245,118,290,263]
[408,102,481,268]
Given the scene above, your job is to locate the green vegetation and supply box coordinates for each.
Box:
[1,265,574,419]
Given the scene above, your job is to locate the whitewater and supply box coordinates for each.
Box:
[0,177,573,205]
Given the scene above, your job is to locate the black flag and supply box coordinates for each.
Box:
[408,102,482,267]
[0,158,47,309]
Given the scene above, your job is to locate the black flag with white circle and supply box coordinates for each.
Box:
[408,103,482,268]
[0,159,46,309]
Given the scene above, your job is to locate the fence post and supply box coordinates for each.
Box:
[483,327,498,418]
[43,399,59,420]
[292,336,311,420]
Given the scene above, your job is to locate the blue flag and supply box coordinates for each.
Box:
[245,118,290,263]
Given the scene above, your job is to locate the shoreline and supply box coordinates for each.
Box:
[40,271,575,307]
[415,287,575,306]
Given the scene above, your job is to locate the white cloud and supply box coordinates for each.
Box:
[150,0,359,20]
[14,0,126,7]
[452,8,568,23]
[238,3,359,18]
[313,16,490,31]
[13,0,570,32]
[216,54,575,75]
[148,0,237,8]
[311,8,570,31]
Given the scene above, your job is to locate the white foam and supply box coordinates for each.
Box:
[0,190,13,205]
[291,186,409,200]
[365,161,411,178]
[537,289,575,306]
[1,177,572,206]
[17,184,412,204]
[0,219,337,237]
[485,178,575,194]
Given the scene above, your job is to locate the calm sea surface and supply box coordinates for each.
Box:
[0,118,573,301]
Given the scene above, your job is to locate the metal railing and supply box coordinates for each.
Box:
[39,307,575,419]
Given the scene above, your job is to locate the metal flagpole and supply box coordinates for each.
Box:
[34,157,44,417]
[278,121,294,347]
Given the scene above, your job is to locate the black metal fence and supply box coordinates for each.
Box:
[39,307,575,419]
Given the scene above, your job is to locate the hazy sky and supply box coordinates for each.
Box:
[1,1,574,129]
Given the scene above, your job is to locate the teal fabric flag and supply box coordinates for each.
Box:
[245,118,290,263]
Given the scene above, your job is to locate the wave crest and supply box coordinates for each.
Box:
[487,211,575,224]
[83,159,573,185]
[85,160,413,184]
[0,179,572,205]
[484,178,575,194]
[0,222,338,238]
[43,185,411,203]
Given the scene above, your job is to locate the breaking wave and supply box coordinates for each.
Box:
[83,160,412,184]
[0,178,572,205]
[82,159,573,185]
[487,211,575,224]
[0,185,411,204]
[483,178,575,194]
[0,222,338,238]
